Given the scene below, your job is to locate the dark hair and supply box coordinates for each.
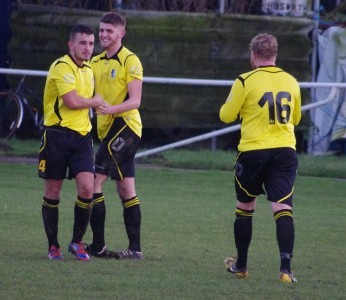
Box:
[100,11,126,27]
[70,24,94,40]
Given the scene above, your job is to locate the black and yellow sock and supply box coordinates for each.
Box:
[42,197,60,249]
[274,209,294,272]
[90,193,106,250]
[234,207,254,269]
[122,196,141,252]
[72,196,93,243]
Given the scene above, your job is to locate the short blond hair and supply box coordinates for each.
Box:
[250,33,278,60]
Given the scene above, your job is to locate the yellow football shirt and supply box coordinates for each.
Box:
[43,54,94,135]
[91,46,143,141]
[220,66,301,151]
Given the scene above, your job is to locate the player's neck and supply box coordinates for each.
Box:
[106,42,122,58]
[69,53,84,67]
[254,58,276,68]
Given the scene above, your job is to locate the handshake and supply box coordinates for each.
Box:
[92,94,113,115]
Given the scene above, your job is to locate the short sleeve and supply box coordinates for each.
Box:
[125,55,143,83]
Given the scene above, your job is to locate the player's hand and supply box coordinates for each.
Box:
[92,94,105,108]
[96,102,112,115]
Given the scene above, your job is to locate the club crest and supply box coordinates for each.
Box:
[110,69,116,78]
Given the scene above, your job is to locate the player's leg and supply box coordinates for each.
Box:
[72,171,94,244]
[232,199,256,273]
[225,151,266,278]
[87,140,112,256]
[225,199,256,278]
[42,179,64,260]
[108,119,142,259]
[89,173,108,249]
[265,148,298,282]
[38,128,67,260]
[115,177,142,259]
[67,133,95,261]
[272,202,296,282]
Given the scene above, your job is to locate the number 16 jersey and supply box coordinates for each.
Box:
[219,66,301,152]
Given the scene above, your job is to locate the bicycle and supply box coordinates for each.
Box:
[0,76,44,139]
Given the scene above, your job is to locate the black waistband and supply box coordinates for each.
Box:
[46,125,80,134]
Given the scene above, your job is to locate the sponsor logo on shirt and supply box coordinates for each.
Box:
[130,65,141,76]
[63,73,75,83]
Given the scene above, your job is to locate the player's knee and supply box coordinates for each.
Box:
[77,183,93,199]
[271,202,292,213]
[44,185,62,200]
[116,180,135,200]
[236,199,256,211]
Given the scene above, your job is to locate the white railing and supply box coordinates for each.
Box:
[3,68,346,88]
[0,68,344,158]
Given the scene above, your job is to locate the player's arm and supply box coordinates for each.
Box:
[62,90,104,109]
[97,79,142,115]
[54,63,105,109]
[219,78,245,124]
[97,54,143,115]
[292,85,302,126]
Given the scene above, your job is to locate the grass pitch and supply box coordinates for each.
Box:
[0,161,345,299]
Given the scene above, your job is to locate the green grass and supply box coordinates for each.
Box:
[0,161,345,299]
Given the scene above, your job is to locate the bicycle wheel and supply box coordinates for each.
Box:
[0,91,23,139]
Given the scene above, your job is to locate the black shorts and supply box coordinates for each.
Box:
[234,147,298,207]
[95,117,141,180]
[38,126,95,180]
